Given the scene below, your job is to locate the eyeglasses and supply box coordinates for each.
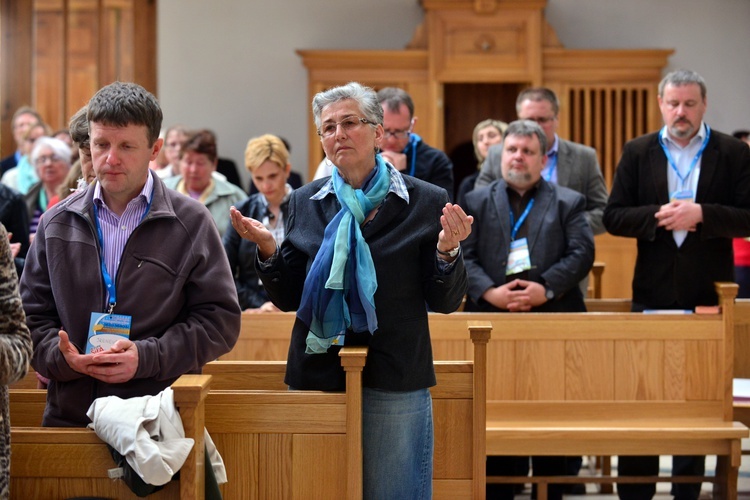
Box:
[318,116,371,138]
[383,118,415,140]
[34,154,63,165]
[522,116,557,125]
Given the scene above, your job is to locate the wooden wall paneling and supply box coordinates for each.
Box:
[427,6,543,83]
[66,0,99,116]
[1,0,155,150]
[33,0,66,130]
[133,0,157,95]
[1,0,34,157]
[99,0,135,86]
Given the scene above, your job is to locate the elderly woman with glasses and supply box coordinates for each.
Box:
[229,81,473,498]
[25,137,72,237]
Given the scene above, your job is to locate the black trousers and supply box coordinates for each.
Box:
[617,455,704,500]
[486,455,569,500]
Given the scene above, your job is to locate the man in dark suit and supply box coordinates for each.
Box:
[0,107,43,176]
[475,87,608,235]
[463,120,594,500]
[604,69,750,500]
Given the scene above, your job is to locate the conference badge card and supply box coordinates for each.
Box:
[86,312,132,354]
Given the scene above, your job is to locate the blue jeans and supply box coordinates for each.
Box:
[362,387,433,500]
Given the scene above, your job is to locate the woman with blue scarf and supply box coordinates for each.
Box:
[229,82,473,499]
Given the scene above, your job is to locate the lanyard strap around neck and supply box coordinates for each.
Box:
[509,197,535,241]
[659,125,711,189]
[93,195,152,313]
[406,133,419,177]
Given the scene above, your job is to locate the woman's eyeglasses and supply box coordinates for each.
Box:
[318,116,371,138]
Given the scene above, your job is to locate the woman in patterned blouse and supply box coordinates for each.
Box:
[0,222,33,498]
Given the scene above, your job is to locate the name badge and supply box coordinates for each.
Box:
[86,312,132,354]
[670,189,694,203]
[506,237,532,276]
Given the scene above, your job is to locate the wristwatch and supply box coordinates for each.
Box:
[436,244,460,258]
[544,286,555,301]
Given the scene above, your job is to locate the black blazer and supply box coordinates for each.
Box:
[463,179,594,312]
[604,129,750,308]
[257,174,467,392]
[0,154,18,177]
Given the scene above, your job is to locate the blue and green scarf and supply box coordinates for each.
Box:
[297,155,391,354]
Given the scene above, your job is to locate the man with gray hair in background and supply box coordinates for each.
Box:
[605,69,750,500]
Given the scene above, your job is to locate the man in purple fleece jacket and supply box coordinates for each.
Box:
[20,82,241,427]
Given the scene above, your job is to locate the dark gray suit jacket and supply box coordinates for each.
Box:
[257,174,467,392]
[475,138,608,235]
[463,178,595,312]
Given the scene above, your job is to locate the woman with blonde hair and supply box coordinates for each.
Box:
[456,118,508,206]
[224,134,293,312]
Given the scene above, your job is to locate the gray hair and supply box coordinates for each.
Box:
[377,87,415,118]
[312,82,383,130]
[504,119,548,154]
[31,136,72,167]
[658,69,707,100]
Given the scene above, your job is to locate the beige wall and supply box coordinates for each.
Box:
[158,0,750,188]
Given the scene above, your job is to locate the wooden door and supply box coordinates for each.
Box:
[0,0,156,156]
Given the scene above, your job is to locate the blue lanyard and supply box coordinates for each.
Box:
[92,196,152,313]
[658,125,711,190]
[509,198,535,241]
[405,134,419,177]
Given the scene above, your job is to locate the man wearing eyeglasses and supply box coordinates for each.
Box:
[377,87,455,201]
[475,87,608,235]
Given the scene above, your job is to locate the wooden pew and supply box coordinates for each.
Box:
[9,350,367,500]
[12,329,488,499]
[10,374,210,500]
[202,327,489,499]
[476,282,746,499]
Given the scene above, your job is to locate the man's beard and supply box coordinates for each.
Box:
[669,119,695,139]
[505,169,533,189]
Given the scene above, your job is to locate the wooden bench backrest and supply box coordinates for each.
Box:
[482,283,736,423]
[11,330,489,499]
[10,374,210,500]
